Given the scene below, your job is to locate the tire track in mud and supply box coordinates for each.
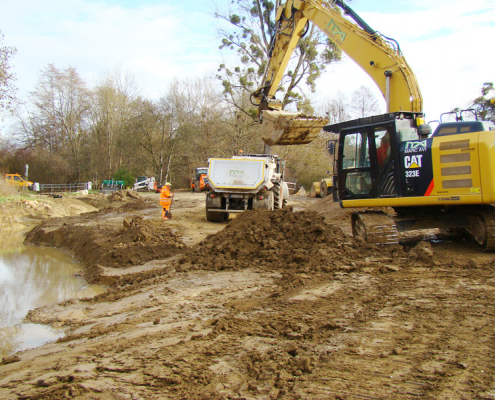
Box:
[2,194,495,399]
[297,266,495,400]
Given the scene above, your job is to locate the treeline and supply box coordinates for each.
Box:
[0,64,336,189]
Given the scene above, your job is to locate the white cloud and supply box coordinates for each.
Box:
[1,0,221,105]
[314,0,495,121]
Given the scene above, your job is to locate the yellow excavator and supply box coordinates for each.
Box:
[252,0,495,250]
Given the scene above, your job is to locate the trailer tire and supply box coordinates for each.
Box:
[268,191,275,211]
[272,182,283,209]
[281,181,289,208]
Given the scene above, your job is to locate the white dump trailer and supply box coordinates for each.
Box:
[205,154,289,222]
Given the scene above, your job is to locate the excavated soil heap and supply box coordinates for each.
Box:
[77,190,154,213]
[185,208,411,274]
[23,201,423,289]
[24,215,185,273]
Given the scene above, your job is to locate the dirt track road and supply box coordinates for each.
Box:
[1,190,495,399]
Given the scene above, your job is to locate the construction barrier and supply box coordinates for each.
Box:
[34,182,92,194]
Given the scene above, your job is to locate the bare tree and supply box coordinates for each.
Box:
[128,78,221,186]
[216,92,264,156]
[320,91,352,124]
[0,31,18,115]
[350,85,381,118]
[130,97,176,185]
[88,68,141,182]
[19,64,91,181]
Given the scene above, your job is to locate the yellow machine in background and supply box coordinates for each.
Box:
[308,178,334,198]
[319,178,334,198]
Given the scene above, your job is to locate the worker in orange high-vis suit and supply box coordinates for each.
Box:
[160,182,174,221]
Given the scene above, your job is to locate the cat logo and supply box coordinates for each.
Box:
[325,19,346,45]
[404,154,423,169]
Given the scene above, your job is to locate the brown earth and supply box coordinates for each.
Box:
[1,190,495,399]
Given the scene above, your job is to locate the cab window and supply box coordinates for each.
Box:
[341,132,372,195]
[342,132,369,168]
[375,130,390,169]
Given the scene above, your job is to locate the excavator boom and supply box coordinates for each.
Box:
[254,0,423,146]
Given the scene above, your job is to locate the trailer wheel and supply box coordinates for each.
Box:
[272,182,284,209]
[268,191,275,211]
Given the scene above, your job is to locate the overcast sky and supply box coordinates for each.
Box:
[1,0,494,132]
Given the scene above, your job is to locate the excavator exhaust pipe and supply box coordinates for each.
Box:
[260,110,329,145]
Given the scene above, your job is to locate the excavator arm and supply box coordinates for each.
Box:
[253,0,423,145]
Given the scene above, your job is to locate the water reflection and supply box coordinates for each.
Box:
[0,231,105,357]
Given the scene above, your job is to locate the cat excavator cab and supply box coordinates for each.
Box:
[253,0,495,250]
[326,110,495,250]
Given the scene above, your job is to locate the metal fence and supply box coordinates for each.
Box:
[33,182,92,194]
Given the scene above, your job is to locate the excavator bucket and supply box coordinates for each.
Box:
[260,110,329,145]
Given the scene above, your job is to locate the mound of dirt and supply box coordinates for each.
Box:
[185,209,409,275]
[77,190,155,212]
[24,215,185,280]
[0,196,98,231]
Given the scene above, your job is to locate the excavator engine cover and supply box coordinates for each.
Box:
[261,110,329,145]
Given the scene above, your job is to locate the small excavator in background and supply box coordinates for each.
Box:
[191,167,211,193]
[252,0,495,250]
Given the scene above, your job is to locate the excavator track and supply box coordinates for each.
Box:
[351,211,399,246]
[473,208,495,252]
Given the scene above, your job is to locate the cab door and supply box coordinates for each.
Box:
[338,130,373,199]
[338,122,399,200]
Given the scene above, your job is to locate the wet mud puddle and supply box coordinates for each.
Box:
[0,232,105,357]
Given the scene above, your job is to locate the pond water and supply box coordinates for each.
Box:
[0,231,106,357]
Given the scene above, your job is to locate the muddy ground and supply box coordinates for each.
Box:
[0,190,494,400]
